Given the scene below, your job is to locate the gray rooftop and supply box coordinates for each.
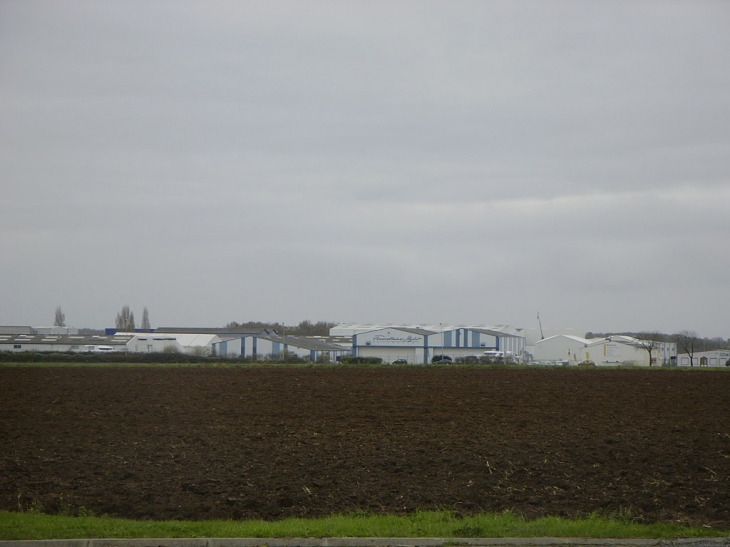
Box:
[0,333,134,346]
[155,327,275,336]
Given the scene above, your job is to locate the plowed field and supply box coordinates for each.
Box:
[1,367,729,526]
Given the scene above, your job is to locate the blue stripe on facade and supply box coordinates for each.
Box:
[444,331,452,347]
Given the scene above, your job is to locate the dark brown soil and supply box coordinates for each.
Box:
[1,367,729,525]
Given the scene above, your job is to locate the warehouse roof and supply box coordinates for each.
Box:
[260,334,349,352]
[359,326,436,336]
[0,326,37,335]
[535,334,592,345]
[470,327,524,338]
[0,333,134,346]
[155,327,274,336]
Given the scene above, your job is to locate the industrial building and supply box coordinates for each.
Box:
[1,324,718,367]
[349,324,526,364]
[212,333,349,362]
[0,331,135,353]
[120,332,221,355]
[534,334,677,366]
[0,326,224,355]
[677,349,730,367]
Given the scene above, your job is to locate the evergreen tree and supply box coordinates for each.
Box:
[141,307,151,330]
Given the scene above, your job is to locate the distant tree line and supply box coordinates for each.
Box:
[226,319,336,336]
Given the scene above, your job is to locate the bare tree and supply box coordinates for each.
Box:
[224,320,335,336]
[294,320,336,336]
[634,332,662,366]
[141,307,151,330]
[54,306,66,327]
[674,330,700,367]
[115,305,135,332]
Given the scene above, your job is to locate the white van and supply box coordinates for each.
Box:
[90,345,117,353]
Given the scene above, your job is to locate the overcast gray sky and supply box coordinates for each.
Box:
[2,1,729,337]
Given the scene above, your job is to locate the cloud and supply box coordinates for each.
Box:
[1,1,729,336]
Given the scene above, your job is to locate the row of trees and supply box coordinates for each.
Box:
[53,308,332,336]
[53,305,151,331]
[226,319,336,336]
[115,306,151,331]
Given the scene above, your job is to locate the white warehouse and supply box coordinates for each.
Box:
[534,334,676,366]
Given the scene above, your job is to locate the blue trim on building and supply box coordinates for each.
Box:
[444,331,452,347]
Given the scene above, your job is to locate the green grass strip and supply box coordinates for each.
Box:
[1,510,727,540]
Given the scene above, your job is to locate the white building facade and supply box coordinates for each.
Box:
[677,350,730,367]
[533,335,593,363]
[124,333,220,355]
[535,334,677,366]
